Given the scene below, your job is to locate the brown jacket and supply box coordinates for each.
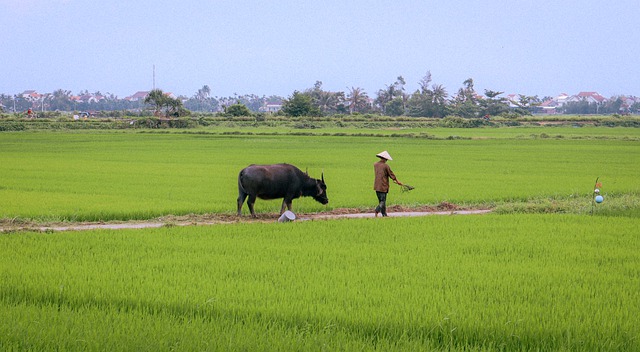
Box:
[373,161,397,192]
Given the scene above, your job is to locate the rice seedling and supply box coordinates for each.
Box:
[1,131,638,222]
[0,214,638,350]
[1,126,639,350]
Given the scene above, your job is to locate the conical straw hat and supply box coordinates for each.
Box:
[376,150,393,160]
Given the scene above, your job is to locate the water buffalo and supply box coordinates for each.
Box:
[237,163,328,217]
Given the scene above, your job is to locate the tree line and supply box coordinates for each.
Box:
[2,72,637,118]
[280,75,537,118]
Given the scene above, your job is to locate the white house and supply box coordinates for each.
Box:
[125,91,150,102]
[565,92,607,104]
[21,90,42,102]
[260,100,283,113]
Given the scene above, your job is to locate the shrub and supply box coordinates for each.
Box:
[0,122,27,131]
[224,103,253,117]
[132,117,197,129]
[439,116,492,128]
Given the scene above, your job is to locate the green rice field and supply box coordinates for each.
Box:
[1,214,638,351]
[0,127,638,221]
[1,124,639,350]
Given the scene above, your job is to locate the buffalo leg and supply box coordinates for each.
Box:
[247,194,257,217]
[237,192,248,216]
[280,199,293,215]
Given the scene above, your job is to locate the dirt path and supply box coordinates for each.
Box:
[311,209,491,220]
[1,203,492,233]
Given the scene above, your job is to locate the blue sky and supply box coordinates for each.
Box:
[1,0,638,99]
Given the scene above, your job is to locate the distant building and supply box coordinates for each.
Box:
[78,93,105,104]
[566,92,607,104]
[537,93,569,114]
[555,93,570,106]
[539,99,559,114]
[125,91,150,102]
[616,95,640,113]
[535,93,585,114]
[21,90,42,102]
[260,100,283,113]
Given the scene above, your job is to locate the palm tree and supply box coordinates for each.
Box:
[315,91,331,115]
[347,87,369,114]
[375,76,406,114]
[375,87,392,113]
[51,89,72,111]
[460,78,476,102]
[431,84,449,117]
[195,85,211,111]
[431,84,448,106]
[419,71,432,94]
[314,91,344,115]
[452,79,479,118]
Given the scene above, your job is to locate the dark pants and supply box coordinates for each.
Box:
[375,191,388,216]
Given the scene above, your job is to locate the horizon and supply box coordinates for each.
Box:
[3,86,634,101]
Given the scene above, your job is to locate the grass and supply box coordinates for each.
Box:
[1,125,639,350]
[173,121,640,140]
[1,214,638,350]
[1,130,639,222]
[493,192,640,217]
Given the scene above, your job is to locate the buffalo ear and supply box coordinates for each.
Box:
[316,182,323,196]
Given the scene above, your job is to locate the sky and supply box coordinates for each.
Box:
[1,0,639,99]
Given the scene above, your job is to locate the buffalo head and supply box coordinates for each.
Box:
[313,172,329,205]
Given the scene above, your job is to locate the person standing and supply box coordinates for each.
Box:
[373,150,402,217]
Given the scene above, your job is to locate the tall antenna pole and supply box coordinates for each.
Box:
[153,65,156,90]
